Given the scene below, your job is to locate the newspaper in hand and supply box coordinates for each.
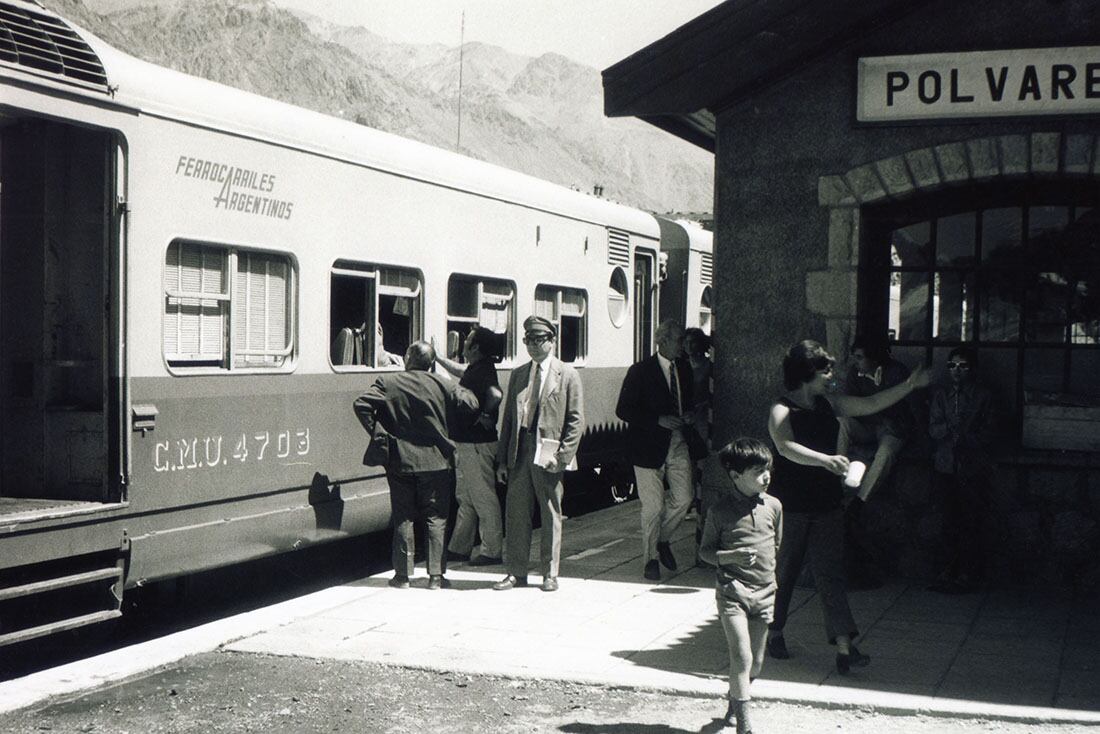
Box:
[533,437,560,469]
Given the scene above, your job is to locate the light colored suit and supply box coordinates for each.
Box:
[497,356,584,580]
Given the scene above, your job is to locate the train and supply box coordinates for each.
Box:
[0,0,712,647]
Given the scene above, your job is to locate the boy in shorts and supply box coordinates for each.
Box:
[698,438,783,734]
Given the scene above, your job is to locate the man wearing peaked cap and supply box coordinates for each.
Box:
[522,315,556,337]
[493,313,583,592]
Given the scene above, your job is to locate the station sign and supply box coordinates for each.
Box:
[857,46,1100,122]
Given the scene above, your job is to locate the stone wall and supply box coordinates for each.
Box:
[862,456,1100,594]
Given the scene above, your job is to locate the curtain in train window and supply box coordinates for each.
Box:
[164,242,294,370]
[534,284,587,363]
[446,275,514,362]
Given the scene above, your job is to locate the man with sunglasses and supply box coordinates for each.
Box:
[929,346,995,593]
[494,315,584,592]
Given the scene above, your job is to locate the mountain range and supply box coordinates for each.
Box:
[38,0,714,214]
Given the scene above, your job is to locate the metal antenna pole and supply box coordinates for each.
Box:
[456,10,464,152]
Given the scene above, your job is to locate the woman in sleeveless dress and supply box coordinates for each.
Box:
[765,340,928,674]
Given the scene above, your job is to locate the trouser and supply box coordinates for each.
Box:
[504,431,564,579]
[634,430,693,563]
[936,471,986,581]
[388,469,453,577]
[449,441,503,558]
[770,508,858,644]
[838,418,904,500]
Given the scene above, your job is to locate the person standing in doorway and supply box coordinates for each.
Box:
[928,346,995,593]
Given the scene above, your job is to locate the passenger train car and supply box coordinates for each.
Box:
[0,0,712,646]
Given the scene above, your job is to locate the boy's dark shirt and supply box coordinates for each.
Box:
[452,359,500,444]
[698,490,783,593]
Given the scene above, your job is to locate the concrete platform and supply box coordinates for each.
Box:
[2,501,1099,724]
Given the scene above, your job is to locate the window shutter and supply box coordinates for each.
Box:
[234,251,289,367]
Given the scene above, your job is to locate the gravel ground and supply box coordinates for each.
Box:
[1,651,1094,734]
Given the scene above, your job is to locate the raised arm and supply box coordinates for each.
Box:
[767,401,849,477]
[435,351,467,379]
[829,364,930,418]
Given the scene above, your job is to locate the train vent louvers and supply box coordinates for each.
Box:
[0,1,109,92]
[700,252,713,286]
[607,228,631,268]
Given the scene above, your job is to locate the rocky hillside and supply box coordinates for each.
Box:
[38,0,713,213]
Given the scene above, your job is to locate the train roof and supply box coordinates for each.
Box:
[654,216,713,254]
[2,0,660,238]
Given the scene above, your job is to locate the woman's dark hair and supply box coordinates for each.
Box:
[782,340,834,390]
[719,437,773,474]
[683,327,711,355]
[467,326,498,359]
[947,345,978,367]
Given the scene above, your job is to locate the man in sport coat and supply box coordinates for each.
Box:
[353,341,478,590]
[493,315,584,593]
[616,319,701,581]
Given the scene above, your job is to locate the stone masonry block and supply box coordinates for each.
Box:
[806,270,856,318]
[1064,134,1095,175]
[1030,132,1061,174]
[818,175,857,207]
[824,317,855,359]
[905,148,942,190]
[998,134,1029,176]
[934,142,970,183]
[874,155,915,197]
[966,137,999,180]
[844,164,887,204]
[827,207,859,268]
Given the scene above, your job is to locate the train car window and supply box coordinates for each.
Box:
[608,267,629,328]
[164,241,295,371]
[446,275,515,363]
[330,260,422,370]
[534,285,588,364]
[699,285,713,335]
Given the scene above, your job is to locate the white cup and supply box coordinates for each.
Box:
[844,460,867,488]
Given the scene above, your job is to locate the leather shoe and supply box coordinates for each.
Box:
[493,574,528,590]
[388,574,411,589]
[540,576,559,592]
[427,574,450,590]
[469,555,502,567]
[835,645,870,675]
[657,541,677,571]
[766,635,790,659]
[644,559,660,581]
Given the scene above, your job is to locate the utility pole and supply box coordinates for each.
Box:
[456,10,464,152]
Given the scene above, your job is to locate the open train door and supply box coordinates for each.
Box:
[633,248,657,360]
[0,115,128,645]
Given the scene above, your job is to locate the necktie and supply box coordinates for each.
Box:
[526,362,542,430]
[669,364,681,415]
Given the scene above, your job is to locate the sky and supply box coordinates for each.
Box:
[83,0,725,69]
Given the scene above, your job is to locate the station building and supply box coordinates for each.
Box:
[604,0,1100,586]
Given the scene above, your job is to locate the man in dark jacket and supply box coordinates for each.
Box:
[354,341,478,590]
[616,319,703,581]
